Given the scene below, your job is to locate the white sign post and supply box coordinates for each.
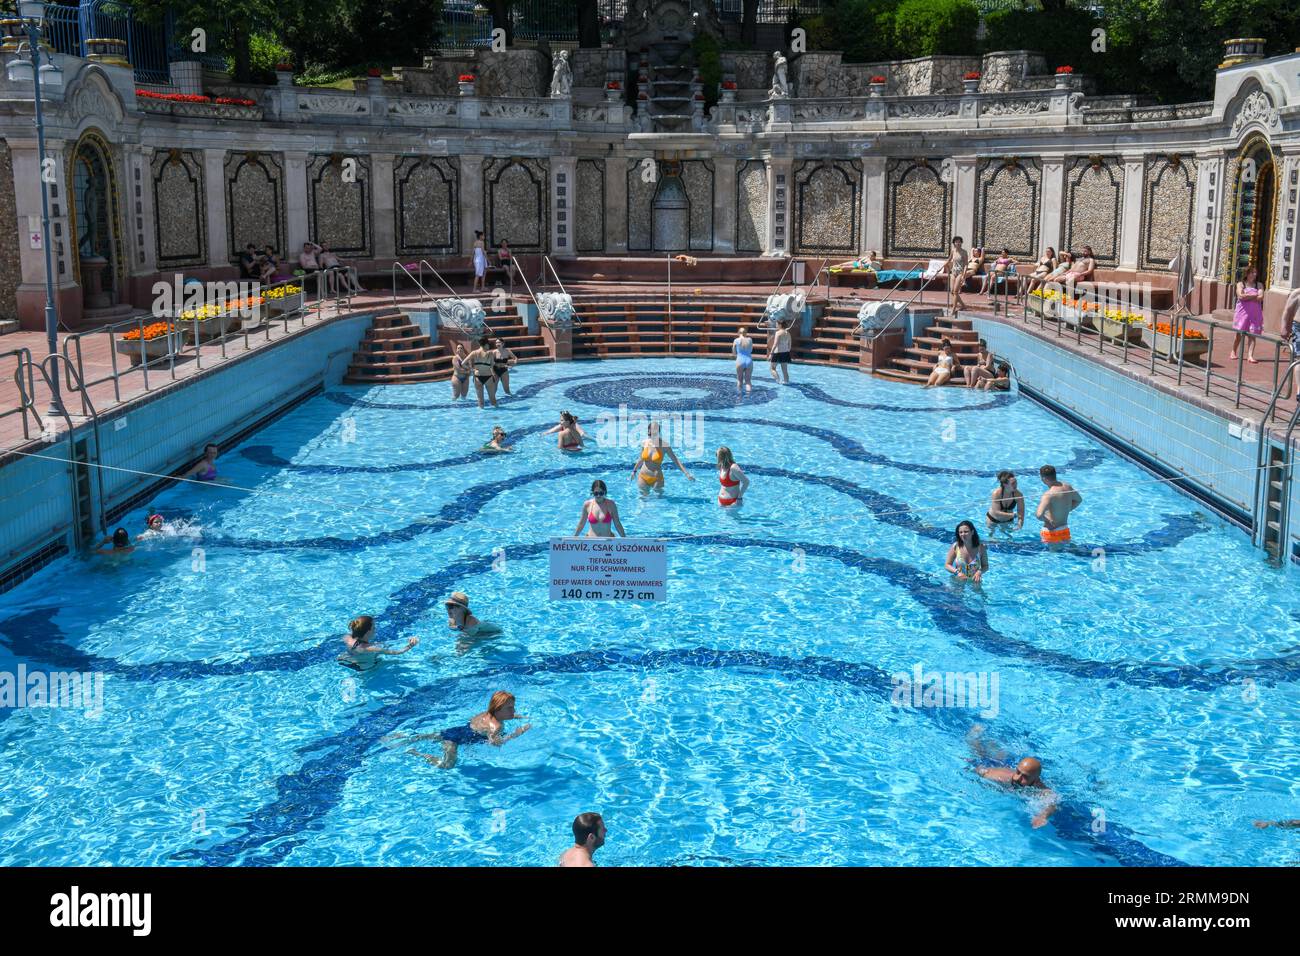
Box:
[549,537,667,602]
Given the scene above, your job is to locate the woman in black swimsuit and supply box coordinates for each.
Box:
[491,337,517,396]
[469,335,498,408]
[986,469,1024,534]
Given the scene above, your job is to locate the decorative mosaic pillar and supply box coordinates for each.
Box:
[285,151,310,254]
[713,157,737,254]
[371,153,396,261]
[1271,149,1300,289]
[202,148,228,267]
[1118,153,1145,271]
[126,144,156,275]
[551,157,577,257]
[459,154,484,256]
[953,156,976,246]
[862,155,886,255]
[605,152,628,254]
[765,156,793,256]
[1193,151,1226,280]
[1039,157,1065,254]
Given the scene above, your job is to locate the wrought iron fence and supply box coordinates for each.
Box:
[39,1,174,84]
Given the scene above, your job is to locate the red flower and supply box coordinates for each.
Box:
[367,67,382,78]
[606,80,621,89]
[870,75,887,84]
[1055,65,1074,74]
[135,90,212,103]
[458,74,475,83]
[963,71,981,80]
[214,97,256,107]
[721,81,736,90]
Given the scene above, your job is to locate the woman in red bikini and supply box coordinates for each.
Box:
[716,446,749,508]
[543,411,586,451]
[574,480,625,538]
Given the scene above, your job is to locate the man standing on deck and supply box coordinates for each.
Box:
[947,236,970,315]
[559,812,606,867]
[1035,464,1082,546]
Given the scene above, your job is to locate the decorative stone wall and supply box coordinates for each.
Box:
[979,51,1052,93]
[151,148,206,268]
[682,159,714,252]
[848,54,979,96]
[394,156,458,257]
[736,160,767,254]
[576,158,605,252]
[307,154,372,257]
[573,49,627,90]
[483,157,548,252]
[406,50,549,97]
[0,139,20,322]
[225,151,286,262]
[1218,154,1242,283]
[793,159,861,255]
[885,159,951,258]
[1141,155,1198,271]
[627,158,656,251]
[727,52,770,93]
[1064,156,1123,265]
[974,158,1040,258]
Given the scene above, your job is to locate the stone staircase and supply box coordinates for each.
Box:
[792,300,861,368]
[483,309,548,365]
[570,292,772,358]
[875,312,981,384]
[345,311,451,384]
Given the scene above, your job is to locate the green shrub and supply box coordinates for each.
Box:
[893,0,980,58]
[827,0,905,62]
[691,31,723,108]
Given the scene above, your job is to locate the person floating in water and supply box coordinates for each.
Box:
[141,513,165,537]
[1036,464,1082,546]
[733,326,755,395]
[945,520,987,585]
[482,426,512,452]
[559,812,607,867]
[543,411,586,451]
[95,527,134,556]
[186,443,220,482]
[967,724,1058,829]
[394,691,532,769]
[575,479,626,537]
[630,421,694,496]
[986,470,1024,535]
[339,615,418,671]
[716,446,749,508]
[445,591,502,654]
[1254,818,1300,829]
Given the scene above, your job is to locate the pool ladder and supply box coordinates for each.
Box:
[1253,359,1300,563]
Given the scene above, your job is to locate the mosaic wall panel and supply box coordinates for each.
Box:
[681,159,714,252]
[793,159,862,256]
[974,158,1040,258]
[483,157,548,253]
[576,158,605,253]
[394,156,458,257]
[1064,157,1122,265]
[627,158,656,251]
[224,152,286,262]
[307,154,371,257]
[885,159,951,258]
[1218,155,1241,283]
[150,148,206,268]
[0,140,20,321]
[736,160,767,254]
[1140,155,1198,272]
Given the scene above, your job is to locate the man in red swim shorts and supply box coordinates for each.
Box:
[1035,464,1082,546]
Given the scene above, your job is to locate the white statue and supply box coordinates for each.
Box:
[550,50,573,98]
[770,51,789,99]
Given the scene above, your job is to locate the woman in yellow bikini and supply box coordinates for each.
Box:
[630,421,695,496]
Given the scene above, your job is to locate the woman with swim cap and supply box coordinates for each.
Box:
[945,521,987,585]
[733,326,755,395]
[339,615,419,671]
[140,514,165,537]
[543,411,586,451]
[575,480,626,537]
[716,446,749,508]
[630,421,694,496]
[395,691,532,769]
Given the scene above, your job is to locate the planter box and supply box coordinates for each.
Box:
[268,291,305,315]
[1145,328,1210,363]
[1060,306,1097,331]
[180,313,243,344]
[115,331,180,367]
[1100,317,1143,343]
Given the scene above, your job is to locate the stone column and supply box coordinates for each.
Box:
[713,156,737,254]
[284,150,310,253]
[1118,153,1146,271]
[202,148,229,267]
[605,152,628,254]
[459,153,485,255]
[1193,150,1228,282]
[953,156,977,246]
[1039,156,1065,254]
[9,137,79,328]
[126,145,156,276]
[370,152,396,261]
[551,156,578,257]
[765,155,793,256]
[1270,149,1300,290]
[862,155,887,255]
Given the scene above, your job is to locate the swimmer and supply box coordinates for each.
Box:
[733,326,755,394]
[482,426,512,452]
[559,812,607,867]
[944,520,987,584]
[491,338,517,396]
[985,470,1024,534]
[186,443,220,481]
[716,446,749,508]
[339,615,418,671]
[967,724,1058,829]
[445,590,502,654]
[1036,464,1081,546]
[468,335,498,408]
[630,421,694,496]
[450,343,471,401]
[543,410,586,451]
[768,322,793,383]
[1254,818,1300,829]
[575,479,626,538]
[95,527,135,556]
[138,513,166,539]
[395,691,531,769]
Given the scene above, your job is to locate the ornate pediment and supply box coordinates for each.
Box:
[63,70,124,128]
[1231,88,1281,136]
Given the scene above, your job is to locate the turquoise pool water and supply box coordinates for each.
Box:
[2,357,1299,866]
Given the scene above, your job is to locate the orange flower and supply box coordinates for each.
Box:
[122,321,174,341]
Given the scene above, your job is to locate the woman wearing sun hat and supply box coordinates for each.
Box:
[445,591,502,653]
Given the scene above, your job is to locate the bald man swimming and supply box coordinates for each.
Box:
[967,724,1059,829]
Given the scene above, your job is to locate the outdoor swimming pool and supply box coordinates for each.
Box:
[1,357,1298,866]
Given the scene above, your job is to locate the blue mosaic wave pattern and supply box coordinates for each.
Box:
[1,358,1298,867]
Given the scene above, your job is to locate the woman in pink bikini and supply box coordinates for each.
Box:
[716,446,749,508]
[1231,265,1264,363]
[574,480,626,538]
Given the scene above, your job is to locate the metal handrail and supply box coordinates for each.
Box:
[1,347,41,441]
[32,352,107,539]
[391,260,439,308]
[1274,394,1300,562]
[1251,359,1300,550]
